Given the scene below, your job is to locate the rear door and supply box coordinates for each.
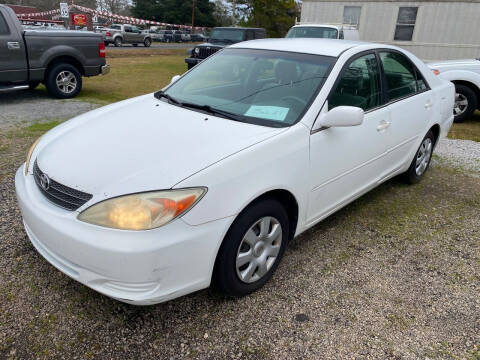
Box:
[0,10,28,83]
[378,50,433,172]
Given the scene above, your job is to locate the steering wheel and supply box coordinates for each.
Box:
[281,96,307,108]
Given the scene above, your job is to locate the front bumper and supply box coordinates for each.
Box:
[15,166,232,305]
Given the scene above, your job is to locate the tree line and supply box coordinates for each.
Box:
[8,0,298,37]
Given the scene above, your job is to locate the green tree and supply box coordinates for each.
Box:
[132,0,215,27]
[234,0,297,37]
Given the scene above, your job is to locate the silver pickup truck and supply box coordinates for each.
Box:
[0,4,109,99]
[103,24,152,47]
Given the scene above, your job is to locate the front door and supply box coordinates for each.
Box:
[0,11,27,83]
[307,52,391,225]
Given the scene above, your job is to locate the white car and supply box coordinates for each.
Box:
[428,58,480,122]
[15,39,454,305]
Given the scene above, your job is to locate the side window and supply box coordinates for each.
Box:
[0,13,9,35]
[329,53,382,111]
[124,26,132,33]
[379,51,426,101]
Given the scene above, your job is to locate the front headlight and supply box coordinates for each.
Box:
[194,47,200,54]
[25,136,42,176]
[78,188,206,230]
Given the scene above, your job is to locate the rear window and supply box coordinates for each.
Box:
[111,25,121,30]
[0,13,9,34]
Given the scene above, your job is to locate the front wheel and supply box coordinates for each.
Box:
[44,63,82,99]
[402,130,435,184]
[453,84,477,123]
[214,199,289,297]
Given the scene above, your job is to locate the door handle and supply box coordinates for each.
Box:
[376,120,391,132]
[7,42,20,50]
[424,100,433,109]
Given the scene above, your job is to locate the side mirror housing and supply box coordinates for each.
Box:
[170,75,181,84]
[318,106,364,128]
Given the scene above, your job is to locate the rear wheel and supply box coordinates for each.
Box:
[402,130,434,184]
[453,84,477,123]
[144,38,152,47]
[114,37,122,47]
[45,63,82,99]
[214,199,289,297]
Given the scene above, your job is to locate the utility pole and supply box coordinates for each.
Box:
[191,0,195,33]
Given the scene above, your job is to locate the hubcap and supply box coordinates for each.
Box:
[454,93,468,116]
[55,71,77,94]
[415,138,432,176]
[235,216,282,284]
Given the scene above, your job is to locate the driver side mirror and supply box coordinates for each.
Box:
[170,75,181,84]
[317,106,364,128]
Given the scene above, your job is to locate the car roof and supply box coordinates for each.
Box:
[293,24,341,30]
[229,38,370,57]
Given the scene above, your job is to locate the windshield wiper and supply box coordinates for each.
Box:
[179,101,246,122]
[154,90,182,105]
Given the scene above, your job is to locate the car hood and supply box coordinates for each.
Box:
[36,94,285,202]
[427,59,480,70]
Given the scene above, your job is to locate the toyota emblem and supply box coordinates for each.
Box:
[39,173,50,191]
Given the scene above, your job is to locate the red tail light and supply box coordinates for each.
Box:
[106,31,111,37]
[99,42,106,58]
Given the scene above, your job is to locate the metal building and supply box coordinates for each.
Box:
[300,0,480,60]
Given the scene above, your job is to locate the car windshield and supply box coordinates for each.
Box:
[210,29,245,43]
[162,48,334,127]
[286,26,338,39]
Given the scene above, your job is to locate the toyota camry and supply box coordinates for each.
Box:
[15,39,454,305]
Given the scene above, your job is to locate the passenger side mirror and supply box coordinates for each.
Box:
[318,106,364,128]
[170,75,181,83]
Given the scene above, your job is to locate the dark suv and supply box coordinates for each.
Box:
[185,27,266,69]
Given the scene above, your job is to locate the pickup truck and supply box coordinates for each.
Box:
[103,24,152,47]
[0,4,109,99]
[428,59,480,122]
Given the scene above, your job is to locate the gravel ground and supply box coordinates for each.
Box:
[0,99,479,359]
[434,138,480,173]
[0,91,99,129]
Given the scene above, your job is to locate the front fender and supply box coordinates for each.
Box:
[438,70,480,90]
[176,124,311,235]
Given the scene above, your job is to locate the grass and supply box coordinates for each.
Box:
[448,110,480,142]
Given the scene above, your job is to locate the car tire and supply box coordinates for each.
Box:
[45,63,82,99]
[114,37,122,47]
[144,38,151,47]
[214,199,289,297]
[28,81,40,90]
[402,130,435,184]
[453,84,477,123]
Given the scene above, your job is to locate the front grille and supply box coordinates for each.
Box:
[199,47,219,59]
[33,160,92,211]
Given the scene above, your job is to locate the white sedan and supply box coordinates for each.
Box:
[15,39,454,305]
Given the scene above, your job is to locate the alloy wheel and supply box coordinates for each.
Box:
[235,216,282,283]
[454,93,468,116]
[55,71,77,94]
[415,137,432,176]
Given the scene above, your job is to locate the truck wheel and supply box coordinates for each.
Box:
[454,84,477,123]
[144,38,152,47]
[45,63,82,99]
[114,37,122,47]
